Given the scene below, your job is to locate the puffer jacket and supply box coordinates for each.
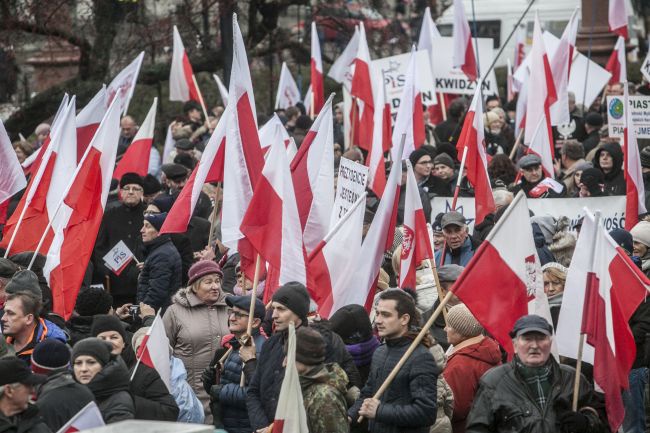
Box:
[7,318,67,363]
[301,363,350,433]
[84,358,135,424]
[137,234,182,309]
[444,337,501,433]
[36,371,94,431]
[349,336,440,433]
[130,364,179,421]
[163,286,229,421]
[0,404,51,433]
[465,357,608,433]
[170,356,204,423]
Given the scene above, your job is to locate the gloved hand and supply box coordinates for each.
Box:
[558,410,590,433]
[201,366,216,395]
[210,384,223,400]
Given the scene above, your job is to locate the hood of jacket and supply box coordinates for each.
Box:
[450,336,502,366]
[85,357,131,400]
[170,286,227,309]
[594,142,624,180]
[299,362,348,395]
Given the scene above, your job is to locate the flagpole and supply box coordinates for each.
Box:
[427,223,448,323]
[572,211,601,411]
[451,145,469,210]
[509,128,525,161]
[357,290,454,423]
[349,96,358,148]
[191,74,211,123]
[241,254,263,387]
[130,311,160,382]
[439,93,447,121]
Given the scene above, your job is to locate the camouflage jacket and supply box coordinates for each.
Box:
[301,363,350,433]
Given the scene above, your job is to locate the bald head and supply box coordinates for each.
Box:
[120,116,138,139]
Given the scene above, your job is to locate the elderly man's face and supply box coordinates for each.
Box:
[443,224,468,250]
[521,164,543,183]
[514,332,552,366]
[120,117,138,139]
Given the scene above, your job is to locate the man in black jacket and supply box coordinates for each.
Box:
[349,289,439,433]
[0,357,50,433]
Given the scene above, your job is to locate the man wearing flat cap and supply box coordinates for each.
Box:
[434,212,478,267]
[510,155,565,198]
[466,315,607,433]
[0,356,50,432]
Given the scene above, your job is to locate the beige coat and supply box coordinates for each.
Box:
[163,287,230,420]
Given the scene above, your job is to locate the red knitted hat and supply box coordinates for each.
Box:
[188,260,223,285]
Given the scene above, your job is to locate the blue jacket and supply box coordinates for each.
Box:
[8,318,67,363]
[170,356,204,423]
[435,237,476,267]
[137,235,182,310]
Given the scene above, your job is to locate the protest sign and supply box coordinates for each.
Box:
[607,95,650,139]
[431,196,627,233]
[331,157,369,227]
[102,240,136,276]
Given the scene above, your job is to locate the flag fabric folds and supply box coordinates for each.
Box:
[135,313,171,391]
[310,22,324,115]
[56,402,105,433]
[350,23,375,151]
[106,51,144,115]
[452,0,477,81]
[112,98,158,180]
[169,25,200,102]
[390,47,424,161]
[275,62,302,110]
[609,0,629,39]
[623,82,647,229]
[606,36,627,85]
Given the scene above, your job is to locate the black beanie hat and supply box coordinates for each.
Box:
[119,172,144,189]
[152,194,175,213]
[408,148,430,168]
[144,212,167,232]
[272,281,310,323]
[329,304,374,344]
[5,270,42,300]
[580,168,605,195]
[91,315,127,342]
[31,339,71,374]
[71,338,113,366]
[75,287,113,317]
[142,174,161,196]
[293,327,326,365]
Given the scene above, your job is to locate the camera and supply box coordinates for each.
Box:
[129,305,140,320]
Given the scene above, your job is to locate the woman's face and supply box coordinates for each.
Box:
[573,170,583,186]
[543,271,565,297]
[96,330,125,355]
[599,151,613,172]
[73,355,102,384]
[14,147,25,163]
[634,241,648,257]
[193,273,222,304]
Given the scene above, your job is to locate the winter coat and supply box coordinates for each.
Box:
[36,371,94,431]
[187,216,211,252]
[92,201,146,298]
[349,336,440,433]
[532,223,555,266]
[0,404,51,433]
[594,143,626,196]
[430,343,454,433]
[163,286,229,421]
[130,364,179,421]
[137,234,182,310]
[7,319,67,363]
[629,298,650,369]
[345,337,380,385]
[65,316,93,346]
[84,358,135,424]
[581,129,600,155]
[509,178,565,199]
[301,363,350,433]
[170,356,204,423]
[414,266,438,313]
[443,337,502,433]
[435,237,477,267]
[465,357,608,433]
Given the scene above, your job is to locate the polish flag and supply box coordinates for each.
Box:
[310,22,324,115]
[391,47,425,161]
[609,0,629,39]
[350,23,374,151]
[549,7,579,126]
[112,98,158,180]
[213,74,229,106]
[307,193,365,318]
[275,62,301,110]
[169,25,200,102]
[106,51,144,115]
[514,24,526,71]
[606,36,627,85]
[367,75,388,197]
[44,96,122,320]
[160,107,226,234]
[259,114,291,153]
[56,402,105,433]
[451,191,552,355]
[221,14,265,280]
[240,125,306,299]
[524,14,558,177]
[76,86,108,162]
[399,162,434,289]
[272,323,308,432]
[161,124,175,165]
[134,313,171,391]
[417,6,441,111]
[623,82,647,229]
[455,83,495,225]
[452,0,477,81]
[557,210,648,432]
[22,94,69,176]
[506,59,516,103]
[290,94,335,253]
[1,98,78,255]
[0,119,27,208]
[327,26,360,91]
[515,70,529,137]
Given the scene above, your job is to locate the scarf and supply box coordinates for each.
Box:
[515,357,553,409]
[346,337,380,367]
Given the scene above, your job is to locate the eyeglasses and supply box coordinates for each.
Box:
[227,309,249,319]
[122,186,143,193]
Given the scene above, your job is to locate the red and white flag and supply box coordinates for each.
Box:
[240,125,306,301]
[106,51,144,115]
[290,95,335,253]
[275,62,302,110]
[399,161,434,289]
[310,22,324,115]
[515,70,528,136]
[221,14,265,281]
[455,83,495,225]
[524,14,558,177]
[112,98,158,180]
[259,114,291,153]
[1,98,78,255]
[452,191,551,355]
[169,25,200,102]
[549,7,579,126]
[272,323,308,433]
[213,74,229,106]
[350,23,374,151]
[76,86,107,162]
[0,119,26,206]
[452,0,477,81]
[391,47,425,161]
[308,193,365,318]
[134,313,171,391]
[43,95,122,320]
[623,82,647,229]
[327,26,360,91]
[557,210,648,432]
[56,401,105,433]
[367,77,388,197]
[417,6,441,111]
[609,0,629,39]
[22,94,69,176]
[506,59,516,103]
[514,24,526,71]
[160,108,226,234]
[606,36,627,85]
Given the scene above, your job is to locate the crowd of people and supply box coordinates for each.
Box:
[0,73,649,433]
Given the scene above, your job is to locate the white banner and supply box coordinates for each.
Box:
[607,95,650,139]
[431,196,627,233]
[331,157,369,227]
[429,37,498,96]
[102,240,135,275]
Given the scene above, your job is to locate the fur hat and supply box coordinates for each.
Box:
[119,173,143,189]
[447,304,483,338]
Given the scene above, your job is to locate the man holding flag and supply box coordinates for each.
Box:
[0,357,49,433]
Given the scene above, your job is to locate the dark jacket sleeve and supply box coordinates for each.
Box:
[374,349,438,428]
[141,250,175,308]
[132,367,179,422]
[246,341,272,430]
[219,382,248,409]
[348,357,377,421]
[101,391,135,424]
[464,376,496,433]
